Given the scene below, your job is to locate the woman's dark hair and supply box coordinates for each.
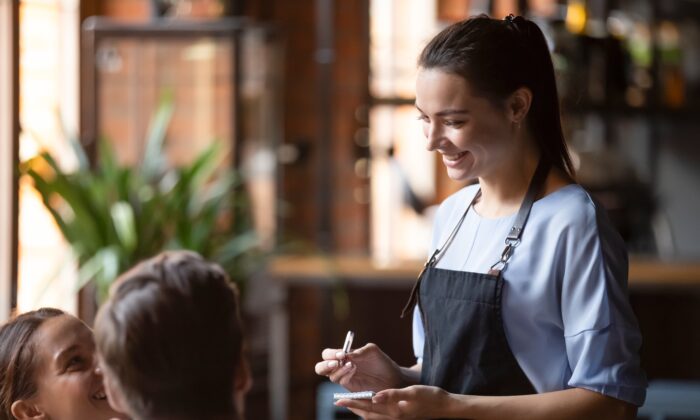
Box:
[95,251,244,420]
[419,14,575,177]
[0,307,65,420]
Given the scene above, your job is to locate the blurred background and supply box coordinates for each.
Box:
[1,0,700,419]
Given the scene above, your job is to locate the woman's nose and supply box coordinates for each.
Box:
[93,361,103,376]
[425,123,443,151]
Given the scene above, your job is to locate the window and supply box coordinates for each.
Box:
[16,0,80,314]
[369,0,467,264]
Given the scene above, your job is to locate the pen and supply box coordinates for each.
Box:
[341,330,354,364]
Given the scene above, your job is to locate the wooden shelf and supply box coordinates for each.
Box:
[628,257,700,288]
[267,254,700,288]
[267,255,421,287]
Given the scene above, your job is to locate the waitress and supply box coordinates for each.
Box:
[315,14,646,419]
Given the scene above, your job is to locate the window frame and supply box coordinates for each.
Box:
[0,0,20,321]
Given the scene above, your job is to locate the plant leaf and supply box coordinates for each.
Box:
[110,201,137,253]
[141,92,175,181]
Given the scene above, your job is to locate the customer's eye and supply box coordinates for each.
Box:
[66,356,85,369]
[444,120,464,127]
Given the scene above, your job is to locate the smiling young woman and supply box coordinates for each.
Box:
[0,308,126,420]
[315,14,646,420]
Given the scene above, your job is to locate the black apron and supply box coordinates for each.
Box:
[402,160,551,401]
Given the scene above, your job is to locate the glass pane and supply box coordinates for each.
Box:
[17,0,78,313]
[370,0,440,99]
[95,28,280,251]
[239,29,283,250]
[370,105,435,264]
[96,36,234,167]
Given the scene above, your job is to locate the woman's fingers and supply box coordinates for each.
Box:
[344,407,395,420]
[321,347,344,360]
[344,407,393,420]
[346,342,377,357]
[316,347,346,376]
[314,359,341,376]
[374,387,414,404]
[372,389,390,404]
[335,398,373,411]
[336,399,376,415]
[328,361,356,385]
[336,398,395,420]
[316,347,356,385]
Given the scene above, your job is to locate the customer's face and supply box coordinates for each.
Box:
[17,314,125,420]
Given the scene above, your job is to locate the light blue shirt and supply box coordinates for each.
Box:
[413,184,647,406]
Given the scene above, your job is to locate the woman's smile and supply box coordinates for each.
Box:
[441,150,469,166]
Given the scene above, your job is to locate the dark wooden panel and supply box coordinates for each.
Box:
[631,290,700,380]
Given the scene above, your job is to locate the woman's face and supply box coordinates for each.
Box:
[415,68,515,181]
[19,314,125,420]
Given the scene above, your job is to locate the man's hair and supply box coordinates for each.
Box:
[0,308,65,420]
[95,251,243,419]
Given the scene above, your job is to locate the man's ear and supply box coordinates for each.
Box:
[233,357,253,419]
[508,87,533,124]
[102,371,130,415]
[10,400,45,419]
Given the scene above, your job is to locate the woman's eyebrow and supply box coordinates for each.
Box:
[414,104,469,116]
[436,109,469,116]
[55,344,79,365]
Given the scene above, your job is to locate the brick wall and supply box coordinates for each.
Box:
[330,0,370,253]
[101,0,150,20]
[262,0,370,254]
[94,0,371,254]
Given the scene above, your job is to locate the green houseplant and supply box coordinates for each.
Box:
[21,96,259,303]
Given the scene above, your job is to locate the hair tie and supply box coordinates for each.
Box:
[505,14,524,35]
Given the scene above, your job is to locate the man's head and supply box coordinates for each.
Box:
[95,251,250,420]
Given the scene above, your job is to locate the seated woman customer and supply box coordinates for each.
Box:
[94,250,251,420]
[0,307,126,420]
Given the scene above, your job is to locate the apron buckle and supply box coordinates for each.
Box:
[501,242,515,263]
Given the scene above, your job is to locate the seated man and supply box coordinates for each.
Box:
[94,250,251,420]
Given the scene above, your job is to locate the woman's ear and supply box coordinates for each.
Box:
[235,357,253,395]
[10,399,45,419]
[508,87,532,124]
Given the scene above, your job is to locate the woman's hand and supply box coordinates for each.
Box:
[335,385,451,420]
[314,343,405,392]
[336,387,638,420]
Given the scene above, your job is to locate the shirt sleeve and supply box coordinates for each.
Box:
[559,199,647,406]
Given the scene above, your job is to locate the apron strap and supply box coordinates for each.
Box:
[400,188,481,318]
[400,248,438,318]
[401,159,551,317]
[488,159,551,275]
